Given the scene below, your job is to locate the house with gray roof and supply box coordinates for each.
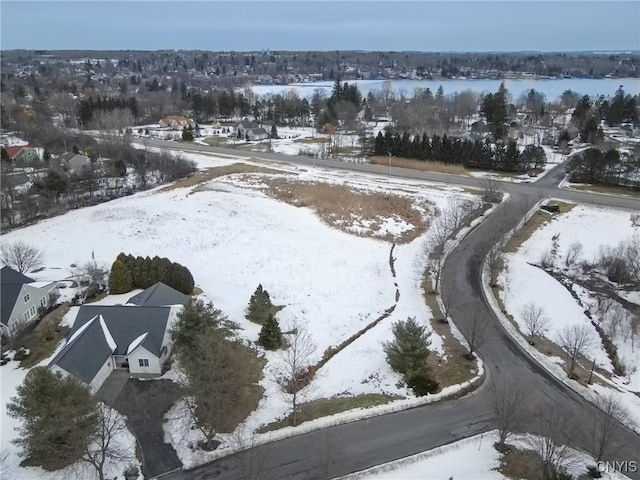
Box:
[235,119,269,141]
[60,152,91,173]
[1,266,57,338]
[127,282,189,307]
[49,302,181,392]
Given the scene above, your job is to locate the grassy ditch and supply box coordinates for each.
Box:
[422,277,477,388]
[257,394,401,433]
[370,156,469,176]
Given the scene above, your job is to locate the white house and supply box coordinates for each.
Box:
[49,283,188,392]
[235,119,269,141]
[1,266,58,338]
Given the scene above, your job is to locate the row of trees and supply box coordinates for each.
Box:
[374,131,547,173]
[567,147,640,188]
[77,95,139,128]
[108,253,195,294]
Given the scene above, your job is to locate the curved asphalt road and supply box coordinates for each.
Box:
[153,141,640,479]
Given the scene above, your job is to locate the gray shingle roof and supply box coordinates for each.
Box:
[249,127,268,135]
[238,120,259,129]
[49,316,114,384]
[70,305,171,357]
[1,266,35,326]
[127,282,189,307]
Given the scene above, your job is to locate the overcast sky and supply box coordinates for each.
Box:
[1,1,639,52]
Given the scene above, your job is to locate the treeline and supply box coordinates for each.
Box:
[567,147,640,189]
[109,253,195,294]
[374,130,546,173]
[78,95,139,127]
[1,136,196,229]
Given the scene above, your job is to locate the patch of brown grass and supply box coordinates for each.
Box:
[496,447,542,480]
[20,305,71,368]
[261,177,431,243]
[157,163,285,193]
[257,394,401,432]
[423,278,477,388]
[504,202,575,254]
[220,343,267,433]
[570,184,640,199]
[370,156,470,176]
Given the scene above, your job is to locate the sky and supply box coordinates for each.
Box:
[1,1,639,52]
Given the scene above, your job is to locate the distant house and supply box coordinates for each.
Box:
[1,266,58,338]
[235,119,269,141]
[48,282,187,392]
[159,115,196,130]
[3,144,39,164]
[60,152,92,172]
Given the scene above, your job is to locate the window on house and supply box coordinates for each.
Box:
[23,311,29,322]
[138,358,149,367]
[40,297,47,308]
[23,293,30,303]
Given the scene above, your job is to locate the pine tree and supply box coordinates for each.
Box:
[383,317,432,377]
[246,284,273,324]
[258,314,283,350]
[108,259,133,294]
[7,367,97,470]
[182,125,194,141]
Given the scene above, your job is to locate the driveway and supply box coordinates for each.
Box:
[112,378,184,478]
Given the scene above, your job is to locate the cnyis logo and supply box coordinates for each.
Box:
[597,461,638,473]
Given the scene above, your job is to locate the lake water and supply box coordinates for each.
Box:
[252,77,640,101]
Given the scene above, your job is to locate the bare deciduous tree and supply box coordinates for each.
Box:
[520,302,550,344]
[0,240,44,273]
[564,241,583,268]
[539,248,554,269]
[465,312,490,359]
[73,259,109,301]
[491,377,531,448]
[79,403,135,480]
[588,393,636,463]
[280,320,317,426]
[527,401,579,480]
[486,243,505,287]
[557,324,595,377]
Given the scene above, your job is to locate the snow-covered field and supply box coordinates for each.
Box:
[499,204,640,425]
[338,430,630,480]
[1,151,481,472]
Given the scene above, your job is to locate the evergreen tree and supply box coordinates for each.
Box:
[257,314,283,350]
[108,259,133,294]
[7,367,97,470]
[171,298,225,350]
[182,125,194,141]
[270,124,278,139]
[383,317,432,377]
[246,284,273,324]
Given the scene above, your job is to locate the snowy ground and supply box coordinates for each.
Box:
[499,204,640,425]
[338,430,630,480]
[1,149,482,471]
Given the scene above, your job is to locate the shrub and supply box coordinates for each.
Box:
[257,314,283,350]
[406,373,439,396]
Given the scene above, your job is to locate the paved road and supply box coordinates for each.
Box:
[135,138,640,211]
[151,141,640,479]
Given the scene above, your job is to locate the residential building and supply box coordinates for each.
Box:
[1,266,57,338]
